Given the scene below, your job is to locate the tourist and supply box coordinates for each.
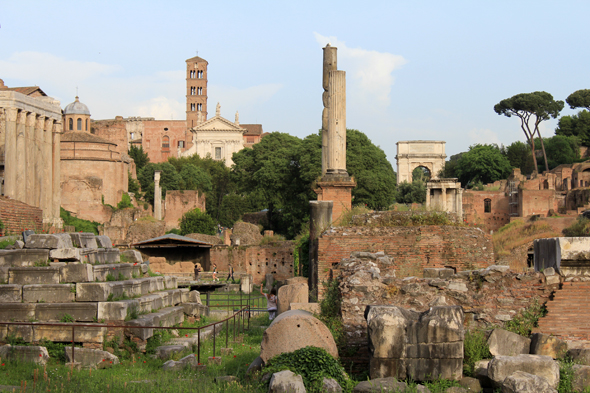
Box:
[212,263,218,281]
[227,264,234,282]
[260,285,278,321]
[194,263,201,281]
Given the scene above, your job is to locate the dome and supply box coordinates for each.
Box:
[63,96,90,115]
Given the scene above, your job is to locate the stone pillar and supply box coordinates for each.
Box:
[51,124,62,226]
[326,70,347,175]
[25,113,36,206]
[4,108,18,199]
[15,111,27,203]
[426,185,431,209]
[309,200,333,300]
[154,171,162,220]
[441,187,447,212]
[42,118,53,223]
[34,116,45,208]
[457,188,463,219]
[322,45,337,176]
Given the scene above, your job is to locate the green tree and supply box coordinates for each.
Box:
[128,172,141,195]
[566,89,590,110]
[535,135,580,170]
[501,141,535,175]
[179,164,212,193]
[438,153,464,179]
[128,145,150,172]
[455,144,512,187]
[494,91,564,173]
[138,162,182,206]
[179,208,216,236]
[555,110,590,147]
[395,180,426,204]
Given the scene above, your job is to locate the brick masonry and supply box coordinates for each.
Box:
[0,196,43,234]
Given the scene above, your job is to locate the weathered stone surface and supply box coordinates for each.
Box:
[241,274,253,294]
[260,309,337,363]
[25,234,73,249]
[164,276,177,289]
[97,300,139,321]
[76,282,113,302]
[69,233,98,249]
[545,275,560,285]
[0,303,35,321]
[488,355,559,388]
[162,354,199,371]
[93,263,133,281]
[155,345,188,359]
[458,377,482,392]
[138,294,163,313]
[353,378,408,393]
[0,284,22,302]
[49,248,83,261]
[64,347,119,368]
[182,303,208,317]
[23,284,75,303]
[265,274,274,291]
[474,359,491,386]
[289,302,321,314]
[530,333,567,359]
[0,249,50,267]
[568,349,590,365]
[89,248,120,264]
[34,324,106,343]
[487,329,531,357]
[122,250,142,263]
[95,236,113,249]
[501,370,557,393]
[187,290,201,303]
[366,305,463,381]
[36,303,97,321]
[0,325,34,342]
[268,370,306,393]
[277,283,308,315]
[8,266,60,284]
[0,345,49,364]
[572,364,590,392]
[126,307,184,340]
[0,266,8,282]
[423,268,455,279]
[60,263,94,283]
[246,356,264,376]
[323,377,343,392]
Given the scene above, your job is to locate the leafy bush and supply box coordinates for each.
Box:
[463,329,491,377]
[563,216,590,237]
[116,193,134,210]
[179,208,216,236]
[318,279,344,346]
[262,346,354,393]
[504,299,547,337]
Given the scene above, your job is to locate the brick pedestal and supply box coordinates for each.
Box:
[315,175,356,224]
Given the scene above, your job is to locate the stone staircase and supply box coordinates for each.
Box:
[0,233,207,347]
[536,281,590,340]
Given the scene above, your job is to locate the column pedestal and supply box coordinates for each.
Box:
[315,174,356,224]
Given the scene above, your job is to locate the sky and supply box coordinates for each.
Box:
[2,1,590,164]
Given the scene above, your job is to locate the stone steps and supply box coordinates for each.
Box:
[125,306,185,340]
[537,281,590,340]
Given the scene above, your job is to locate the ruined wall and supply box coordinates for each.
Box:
[338,252,555,374]
[142,120,187,163]
[317,226,494,293]
[519,189,558,217]
[163,190,206,231]
[100,208,163,246]
[210,243,294,284]
[0,196,43,233]
[92,119,128,156]
[462,190,510,232]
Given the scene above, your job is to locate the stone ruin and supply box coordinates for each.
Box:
[0,233,206,351]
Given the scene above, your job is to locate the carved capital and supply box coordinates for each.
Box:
[36,116,46,129]
[6,108,18,122]
[18,111,28,124]
[26,112,37,127]
[45,118,54,131]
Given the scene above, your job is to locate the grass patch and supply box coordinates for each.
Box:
[259,234,286,246]
[493,218,559,259]
[563,216,590,237]
[337,205,372,226]
[344,210,461,228]
[60,207,100,235]
[463,329,491,377]
[0,237,16,249]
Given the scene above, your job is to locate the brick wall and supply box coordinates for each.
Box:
[463,190,510,232]
[142,120,187,163]
[163,190,206,231]
[0,196,43,234]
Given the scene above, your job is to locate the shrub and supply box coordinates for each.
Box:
[504,298,546,337]
[463,329,491,377]
[116,193,134,210]
[318,279,344,346]
[179,208,216,236]
[262,346,354,393]
[60,208,100,234]
[563,216,590,237]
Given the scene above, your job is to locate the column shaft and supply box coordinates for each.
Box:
[25,113,36,206]
[327,70,347,174]
[52,125,61,226]
[15,111,27,203]
[34,116,45,208]
[42,119,53,223]
[4,108,18,198]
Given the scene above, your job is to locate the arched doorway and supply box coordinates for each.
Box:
[412,166,431,182]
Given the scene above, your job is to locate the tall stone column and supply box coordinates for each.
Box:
[51,124,62,226]
[441,187,447,212]
[42,118,53,223]
[4,108,18,199]
[327,70,347,175]
[25,113,37,206]
[15,111,27,203]
[154,171,162,220]
[34,116,45,208]
[322,45,337,176]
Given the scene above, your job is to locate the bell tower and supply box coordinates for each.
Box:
[186,55,208,130]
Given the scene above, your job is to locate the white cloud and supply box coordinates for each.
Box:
[208,83,283,117]
[133,96,185,120]
[313,33,407,109]
[468,128,502,146]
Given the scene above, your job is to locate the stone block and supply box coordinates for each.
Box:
[125,314,159,340]
[0,284,22,302]
[33,324,106,343]
[89,248,120,264]
[25,234,73,250]
[323,378,343,393]
[122,249,142,263]
[423,268,455,279]
[240,274,253,294]
[268,370,306,393]
[137,294,163,313]
[458,376,482,392]
[132,264,141,277]
[0,303,36,321]
[164,276,177,289]
[488,354,559,389]
[353,378,408,393]
[35,303,97,321]
[162,354,199,371]
[156,344,188,359]
[0,249,50,267]
[98,300,139,321]
[0,324,34,342]
[60,263,94,283]
[289,302,320,314]
[568,348,590,365]
[0,345,49,365]
[277,283,308,315]
[179,287,189,303]
[141,263,148,274]
[546,275,560,285]
[370,358,463,382]
[49,248,83,261]
[265,274,274,291]
[93,263,133,282]
[573,364,590,392]
[95,236,112,249]
[76,282,114,302]
[0,266,8,282]
[530,333,567,359]
[64,347,119,368]
[488,329,531,357]
[260,309,338,363]
[182,303,208,317]
[501,370,557,393]
[8,266,60,285]
[23,284,75,303]
[69,233,98,249]
[187,290,201,303]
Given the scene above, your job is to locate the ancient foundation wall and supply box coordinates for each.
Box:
[163,190,206,231]
[338,253,554,374]
[462,190,510,232]
[0,196,43,233]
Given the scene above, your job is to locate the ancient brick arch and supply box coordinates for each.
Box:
[395,141,447,184]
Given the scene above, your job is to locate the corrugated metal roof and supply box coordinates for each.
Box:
[132,233,214,248]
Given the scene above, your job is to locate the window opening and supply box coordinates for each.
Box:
[484,198,492,213]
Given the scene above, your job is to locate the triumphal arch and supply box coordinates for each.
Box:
[396,140,447,184]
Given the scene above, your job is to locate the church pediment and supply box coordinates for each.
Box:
[193,115,245,133]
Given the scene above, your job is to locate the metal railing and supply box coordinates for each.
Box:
[0,305,251,366]
[202,291,268,313]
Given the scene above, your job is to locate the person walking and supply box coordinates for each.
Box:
[260,285,278,321]
[227,264,234,282]
[194,263,201,281]
[212,263,218,282]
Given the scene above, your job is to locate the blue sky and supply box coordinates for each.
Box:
[2,1,589,163]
